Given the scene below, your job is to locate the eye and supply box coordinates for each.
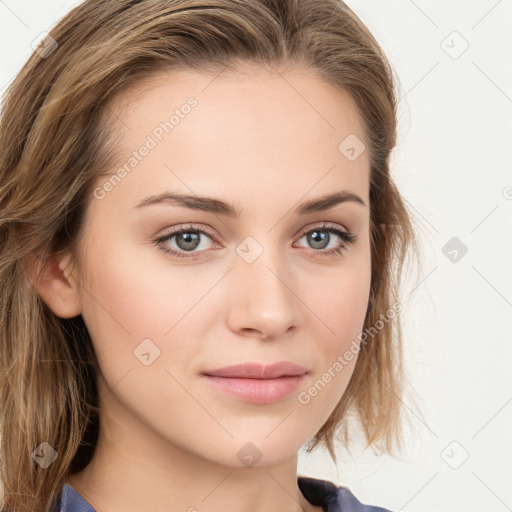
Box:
[154,224,219,259]
[293,222,357,258]
[153,222,357,260]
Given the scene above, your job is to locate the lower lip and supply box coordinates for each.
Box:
[202,374,306,404]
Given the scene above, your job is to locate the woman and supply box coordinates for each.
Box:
[0,1,420,511]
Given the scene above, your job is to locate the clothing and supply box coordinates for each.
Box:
[298,477,394,512]
[53,476,393,512]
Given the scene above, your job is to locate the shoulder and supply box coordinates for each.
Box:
[51,483,96,512]
[298,476,395,512]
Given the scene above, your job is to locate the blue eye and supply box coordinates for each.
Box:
[154,222,356,260]
[295,223,357,258]
[154,224,218,259]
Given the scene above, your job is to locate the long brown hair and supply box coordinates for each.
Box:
[0,1,422,510]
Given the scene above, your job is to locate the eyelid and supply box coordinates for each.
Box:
[294,221,350,239]
[155,223,219,243]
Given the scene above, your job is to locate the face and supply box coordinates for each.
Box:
[74,64,371,467]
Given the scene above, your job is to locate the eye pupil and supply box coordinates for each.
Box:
[308,230,329,249]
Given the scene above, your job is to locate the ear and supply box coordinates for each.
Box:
[25,249,82,319]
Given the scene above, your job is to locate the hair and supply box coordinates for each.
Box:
[0,0,423,510]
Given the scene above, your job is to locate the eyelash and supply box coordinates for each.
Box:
[153,222,357,260]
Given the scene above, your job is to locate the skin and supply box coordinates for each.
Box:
[32,63,372,512]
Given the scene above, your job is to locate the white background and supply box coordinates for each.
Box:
[1,1,511,511]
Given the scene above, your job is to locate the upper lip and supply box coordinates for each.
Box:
[203,361,308,379]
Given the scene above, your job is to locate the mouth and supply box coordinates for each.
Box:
[201,361,308,404]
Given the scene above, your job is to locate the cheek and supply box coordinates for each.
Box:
[77,237,218,383]
[293,261,371,430]
[80,234,208,334]
[314,254,372,350]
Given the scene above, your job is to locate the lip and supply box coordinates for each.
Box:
[202,375,306,404]
[202,361,308,379]
[201,362,308,404]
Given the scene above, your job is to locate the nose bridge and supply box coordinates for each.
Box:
[236,234,292,297]
[229,233,300,337]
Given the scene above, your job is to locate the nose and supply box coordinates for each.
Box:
[225,239,303,341]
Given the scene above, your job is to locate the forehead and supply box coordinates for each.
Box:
[109,64,366,138]
[95,64,370,213]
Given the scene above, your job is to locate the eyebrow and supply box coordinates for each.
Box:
[133,190,366,217]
